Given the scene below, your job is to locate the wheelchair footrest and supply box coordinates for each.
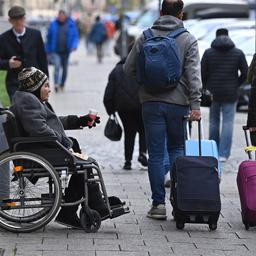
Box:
[109,205,130,219]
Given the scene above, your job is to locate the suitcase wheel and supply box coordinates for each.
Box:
[245,223,250,230]
[209,223,217,231]
[176,221,185,230]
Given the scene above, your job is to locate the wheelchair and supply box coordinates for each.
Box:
[0,108,129,233]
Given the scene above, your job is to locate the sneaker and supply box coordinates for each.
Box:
[123,161,132,170]
[219,157,227,163]
[55,209,82,229]
[138,153,148,167]
[147,204,167,220]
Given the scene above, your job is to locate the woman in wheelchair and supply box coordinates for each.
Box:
[7,67,122,230]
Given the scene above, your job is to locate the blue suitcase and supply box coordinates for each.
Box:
[185,139,221,177]
[170,118,221,230]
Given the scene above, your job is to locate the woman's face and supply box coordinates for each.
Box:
[40,81,51,101]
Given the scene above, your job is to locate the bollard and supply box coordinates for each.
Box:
[0,102,9,203]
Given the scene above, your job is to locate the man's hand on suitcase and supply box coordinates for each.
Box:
[189,109,201,121]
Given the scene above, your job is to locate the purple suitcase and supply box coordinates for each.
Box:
[237,126,256,230]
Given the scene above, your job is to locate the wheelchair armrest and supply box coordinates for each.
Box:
[11,136,58,145]
[12,137,77,168]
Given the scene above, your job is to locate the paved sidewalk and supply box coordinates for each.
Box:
[0,44,255,256]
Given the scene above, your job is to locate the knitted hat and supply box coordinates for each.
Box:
[18,67,48,92]
[8,6,25,19]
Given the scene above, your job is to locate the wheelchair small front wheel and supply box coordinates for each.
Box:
[80,209,101,233]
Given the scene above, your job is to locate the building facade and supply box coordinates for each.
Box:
[1,0,107,17]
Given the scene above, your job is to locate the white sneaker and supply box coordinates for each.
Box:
[219,157,227,163]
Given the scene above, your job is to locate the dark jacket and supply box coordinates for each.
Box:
[247,65,256,127]
[248,53,256,84]
[88,21,107,44]
[46,17,79,53]
[103,59,141,115]
[201,35,248,103]
[10,91,82,149]
[0,27,48,89]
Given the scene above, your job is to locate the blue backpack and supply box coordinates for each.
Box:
[136,28,187,93]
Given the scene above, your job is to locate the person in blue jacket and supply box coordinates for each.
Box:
[46,10,79,92]
[88,16,107,63]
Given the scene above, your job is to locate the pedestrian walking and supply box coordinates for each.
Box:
[83,13,94,55]
[46,10,79,93]
[88,16,107,63]
[247,53,256,85]
[247,53,256,145]
[124,0,202,220]
[0,6,48,102]
[104,19,115,56]
[201,28,248,162]
[103,44,148,170]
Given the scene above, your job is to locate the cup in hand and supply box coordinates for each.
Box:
[88,109,98,127]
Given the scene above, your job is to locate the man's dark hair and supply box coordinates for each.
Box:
[58,10,67,16]
[216,28,229,37]
[161,0,184,17]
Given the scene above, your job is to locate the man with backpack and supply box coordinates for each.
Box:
[124,0,202,220]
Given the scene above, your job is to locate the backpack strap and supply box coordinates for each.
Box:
[143,29,154,40]
[167,28,187,39]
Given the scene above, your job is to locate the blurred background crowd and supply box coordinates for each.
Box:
[0,0,255,109]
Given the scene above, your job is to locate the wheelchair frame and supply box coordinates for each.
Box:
[0,108,129,233]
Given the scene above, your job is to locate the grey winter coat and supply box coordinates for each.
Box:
[10,91,73,149]
[124,15,202,110]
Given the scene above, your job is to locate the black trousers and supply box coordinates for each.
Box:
[96,43,103,63]
[64,138,103,213]
[64,137,84,206]
[118,110,147,162]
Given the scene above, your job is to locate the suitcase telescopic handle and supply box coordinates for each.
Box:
[183,116,202,156]
[242,126,253,160]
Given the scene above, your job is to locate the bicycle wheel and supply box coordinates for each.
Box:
[0,152,61,233]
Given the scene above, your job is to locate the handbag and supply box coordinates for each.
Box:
[104,114,122,141]
[201,89,213,107]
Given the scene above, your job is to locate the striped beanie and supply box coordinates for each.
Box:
[18,67,47,92]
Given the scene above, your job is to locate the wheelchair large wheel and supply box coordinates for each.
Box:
[0,152,61,233]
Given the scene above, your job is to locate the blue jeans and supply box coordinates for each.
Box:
[142,102,189,206]
[209,101,237,158]
[52,52,70,87]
